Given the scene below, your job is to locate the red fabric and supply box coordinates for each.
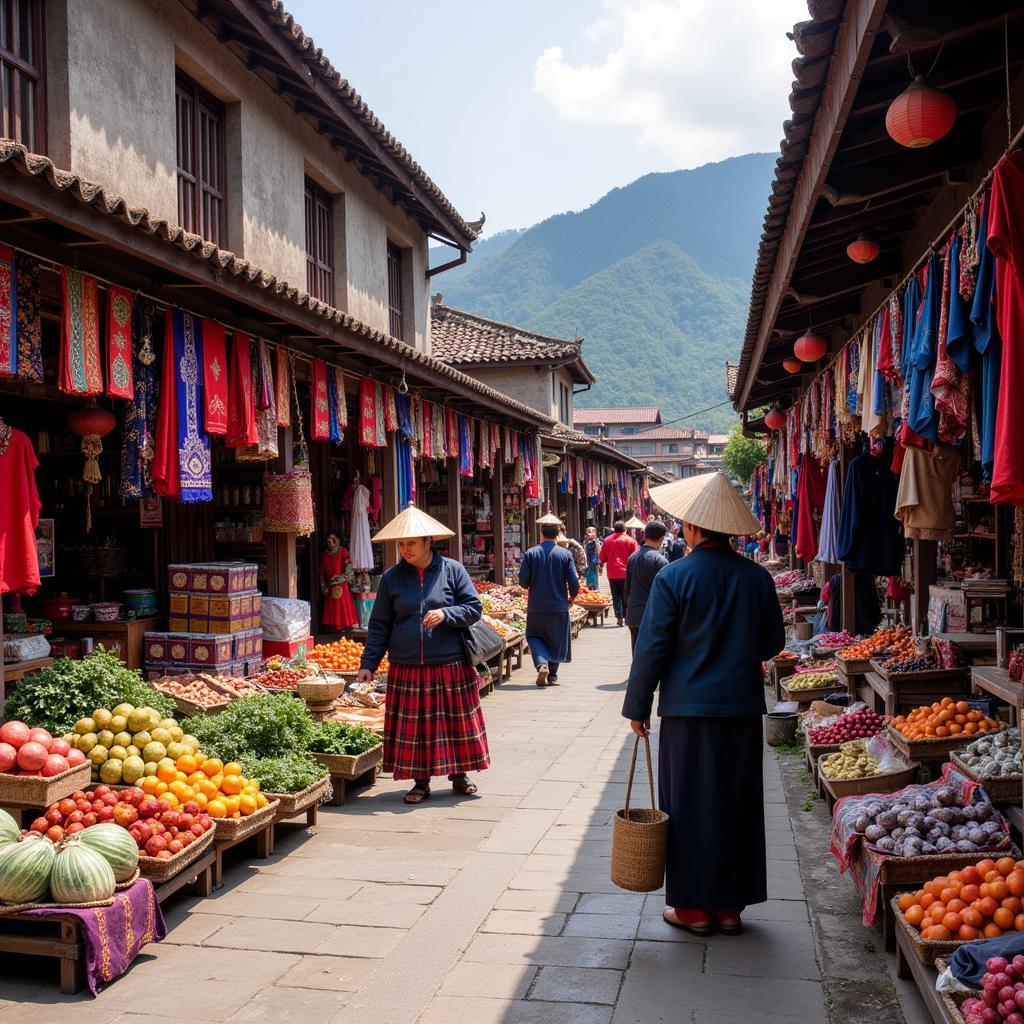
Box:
[0,245,13,376]
[320,548,357,629]
[383,661,490,781]
[445,409,458,457]
[152,313,180,499]
[599,532,638,579]
[986,153,1024,505]
[931,237,970,444]
[105,286,134,399]
[200,320,228,435]
[275,346,291,428]
[876,306,894,380]
[793,455,828,562]
[310,358,329,441]
[0,427,41,594]
[226,334,258,447]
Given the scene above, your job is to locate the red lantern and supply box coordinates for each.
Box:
[794,333,828,362]
[847,237,880,264]
[782,357,803,374]
[764,410,786,431]
[69,402,116,532]
[885,75,955,149]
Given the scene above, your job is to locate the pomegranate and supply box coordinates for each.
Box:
[0,742,17,772]
[26,727,52,747]
[0,720,30,748]
[16,741,49,772]
[40,754,70,777]
[48,738,72,758]
[66,749,87,767]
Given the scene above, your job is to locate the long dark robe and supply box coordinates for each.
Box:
[525,610,571,665]
[658,716,767,910]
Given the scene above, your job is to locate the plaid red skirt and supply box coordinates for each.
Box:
[384,660,490,781]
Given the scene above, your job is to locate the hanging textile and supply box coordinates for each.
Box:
[327,366,344,444]
[421,400,433,459]
[359,378,384,447]
[224,333,257,447]
[172,310,212,502]
[458,415,473,477]
[835,446,902,576]
[59,268,103,395]
[396,393,415,506]
[0,246,15,377]
[814,459,841,564]
[0,424,41,594]
[310,358,330,441]
[120,301,160,500]
[445,409,459,458]
[374,384,386,446]
[970,193,1001,480]
[793,455,827,562]
[905,253,940,443]
[933,234,970,444]
[152,313,180,500]
[895,445,960,540]
[275,346,291,428]
[334,367,347,429]
[433,404,446,459]
[383,386,398,433]
[198,320,228,435]
[239,339,277,460]
[14,254,42,382]
[105,286,134,399]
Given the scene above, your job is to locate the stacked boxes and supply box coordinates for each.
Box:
[146,563,262,679]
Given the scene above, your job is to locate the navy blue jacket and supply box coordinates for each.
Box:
[360,552,482,669]
[624,544,667,628]
[623,542,785,719]
[519,541,580,612]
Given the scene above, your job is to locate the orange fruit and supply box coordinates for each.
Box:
[155,781,169,795]
[157,763,178,783]
[193,792,208,810]
[197,778,218,800]
[221,775,243,796]
[176,754,198,774]
[961,907,983,928]
[959,924,981,941]
[997,857,1017,877]
[201,758,224,776]
[256,793,268,808]
[207,799,227,818]
[995,907,1015,930]
[141,777,161,795]
[929,925,952,941]
[984,922,1004,938]
[238,794,257,815]
[223,762,243,777]
[223,795,240,815]
[905,905,925,928]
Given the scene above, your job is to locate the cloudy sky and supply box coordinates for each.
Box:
[286,0,807,235]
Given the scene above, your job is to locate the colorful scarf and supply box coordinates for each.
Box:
[275,346,291,427]
[200,320,228,435]
[395,393,415,506]
[106,286,134,399]
[15,253,42,382]
[172,310,212,502]
[327,365,343,443]
[932,236,970,444]
[311,359,330,441]
[384,385,398,432]
[152,312,180,499]
[226,333,258,447]
[120,300,160,500]
[445,409,458,458]
[241,339,277,459]
[432,403,446,459]
[0,245,16,376]
[333,367,347,430]
[358,379,387,447]
[60,268,103,395]
[374,383,386,446]
[458,415,473,477]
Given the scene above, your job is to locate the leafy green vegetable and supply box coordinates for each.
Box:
[241,753,327,794]
[307,721,382,756]
[182,694,314,761]
[4,648,174,733]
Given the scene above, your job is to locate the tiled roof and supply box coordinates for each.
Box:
[540,423,648,472]
[0,142,549,426]
[430,305,592,381]
[573,407,661,425]
[627,427,699,441]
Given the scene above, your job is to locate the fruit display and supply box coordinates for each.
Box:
[839,626,914,662]
[808,708,887,746]
[892,699,1003,741]
[480,586,526,619]
[959,729,1023,778]
[481,614,516,639]
[61,704,201,785]
[897,858,1024,945]
[0,720,86,777]
[813,631,857,649]
[785,670,839,691]
[150,675,231,708]
[961,953,1024,1023]
[880,653,939,673]
[773,569,808,589]
[575,589,612,609]
[254,665,308,691]
[851,787,1008,856]
[310,638,388,675]
[821,740,885,780]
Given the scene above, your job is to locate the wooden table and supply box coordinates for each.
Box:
[865,663,970,718]
[502,634,525,680]
[52,617,163,669]
[153,850,215,904]
[1,656,53,703]
[0,912,85,993]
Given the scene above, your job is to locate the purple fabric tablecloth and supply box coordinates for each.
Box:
[25,878,166,994]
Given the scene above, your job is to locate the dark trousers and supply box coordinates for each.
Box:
[609,577,626,621]
[629,626,639,653]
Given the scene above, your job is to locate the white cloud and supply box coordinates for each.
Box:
[532,0,803,166]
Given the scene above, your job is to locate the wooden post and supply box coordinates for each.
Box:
[491,460,505,583]
[911,539,937,636]
[447,457,463,562]
[381,442,399,570]
[266,425,297,598]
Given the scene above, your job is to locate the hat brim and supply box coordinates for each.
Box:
[373,505,456,542]
[650,472,761,536]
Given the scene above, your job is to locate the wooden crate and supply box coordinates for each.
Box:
[817,756,919,812]
[307,746,383,806]
[0,911,86,993]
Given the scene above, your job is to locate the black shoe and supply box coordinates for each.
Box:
[616,619,623,627]
[547,677,560,686]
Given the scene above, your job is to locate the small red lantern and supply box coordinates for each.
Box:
[794,333,828,362]
[764,409,786,431]
[847,236,880,264]
[69,401,117,532]
[782,357,803,374]
[885,75,956,149]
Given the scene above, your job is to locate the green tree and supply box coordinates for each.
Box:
[723,425,767,484]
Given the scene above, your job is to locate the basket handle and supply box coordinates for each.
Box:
[623,733,656,814]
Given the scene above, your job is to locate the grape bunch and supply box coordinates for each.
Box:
[883,655,939,674]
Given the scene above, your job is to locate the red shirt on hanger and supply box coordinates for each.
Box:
[0,426,42,594]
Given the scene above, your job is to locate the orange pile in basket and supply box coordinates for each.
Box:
[898,858,1024,941]
[839,626,914,661]
[891,697,1001,740]
[311,638,389,674]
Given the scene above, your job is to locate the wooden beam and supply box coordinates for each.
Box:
[738,0,888,411]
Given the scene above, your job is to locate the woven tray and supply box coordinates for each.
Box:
[873,839,1021,885]
[948,753,1023,803]
[782,681,844,703]
[886,724,995,762]
[0,762,93,807]
[267,776,330,818]
[934,958,973,1024]
[818,756,919,799]
[869,660,971,685]
[212,800,279,843]
[306,745,383,781]
[835,653,881,675]
[891,895,965,966]
[138,825,215,882]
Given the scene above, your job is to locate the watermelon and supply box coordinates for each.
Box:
[0,834,55,903]
[0,808,19,847]
[49,837,115,904]
[79,824,139,882]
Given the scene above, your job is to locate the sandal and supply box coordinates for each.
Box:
[713,910,743,935]
[403,783,431,805]
[662,907,714,936]
[449,773,478,796]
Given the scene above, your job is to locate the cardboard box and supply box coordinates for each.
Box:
[167,562,258,595]
[263,635,314,659]
[168,590,261,634]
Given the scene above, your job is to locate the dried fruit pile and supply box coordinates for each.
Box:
[151,675,229,708]
[881,654,939,674]
[785,671,839,691]
[892,698,1003,740]
[254,666,308,690]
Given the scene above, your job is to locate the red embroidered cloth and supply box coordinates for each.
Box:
[201,320,228,435]
[0,427,41,594]
[275,346,291,428]
[311,359,330,441]
[152,314,180,498]
[226,333,258,447]
[106,286,134,399]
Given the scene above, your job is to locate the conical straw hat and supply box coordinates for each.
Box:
[536,512,563,525]
[373,503,455,542]
[649,471,760,536]
[623,515,646,529]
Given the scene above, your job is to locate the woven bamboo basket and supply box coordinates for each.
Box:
[610,735,668,893]
[212,800,279,843]
[295,678,344,703]
[137,826,215,883]
[817,756,919,800]
[870,840,1021,886]
[934,958,973,1024]
[0,762,92,808]
[268,776,331,818]
[886,724,995,763]
[781,681,844,704]
[891,896,965,966]
[949,753,1023,804]
[306,745,383,781]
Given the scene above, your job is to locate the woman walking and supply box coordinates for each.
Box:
[357,504,490,805]
[319,531,358,632]
[623,472,785,935]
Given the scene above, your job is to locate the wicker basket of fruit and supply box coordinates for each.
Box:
[212,799,279,843]
[138,824,216,883]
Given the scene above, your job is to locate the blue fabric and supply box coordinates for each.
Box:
[900,275,921,387]
[172,310,212,503]
[907,255,940,442]
[584,538,600,570]
[526,610,571,667]
[119,300,159,500]
[971,199,1002,478]
[585,568,599,589]
[945,235,971,374]
[519,541,580,613]
[326,368,342,444]
[872,314,887,418]
[624,544,668,628]
[458,415,472,476]
[395,393,414,506]
[360,552,482,670]
[814,459,841,564]
[623,544,785,720]
[835,450,903,576]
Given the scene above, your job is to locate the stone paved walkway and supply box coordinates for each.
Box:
[0,622,827,1024]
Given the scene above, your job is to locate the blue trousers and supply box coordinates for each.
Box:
[586,568,599,590]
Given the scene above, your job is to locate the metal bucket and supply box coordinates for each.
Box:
[764,711,798,746]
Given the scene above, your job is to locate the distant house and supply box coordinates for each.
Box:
[573,407,662,438]
[704,434,729,473]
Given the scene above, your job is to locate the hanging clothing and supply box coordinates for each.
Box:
[152,312,180,500]
[793,455,828,563]
[200,320,228,435]
[985,154,1024,505]
[835,449,903,576]
[171,310,213,503]
[0,246,16,377]
[895,445,960,541]
[349,482,374,570]
[226,333,259,447]
[14,253,42,383]
[310,358,330,442]
[119,300,160,500]
[815,459,842,564]
[327,365,343,444]
[105,286,134,400]
[931,236,970,444]
[0,424,41,594]
[320,547,358,630]
[59,268,103,395]
[906,254,940,442]
[971,193,1002,480]
[275,346,291,428]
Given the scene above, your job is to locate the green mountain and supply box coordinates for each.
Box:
[433,153,777,432]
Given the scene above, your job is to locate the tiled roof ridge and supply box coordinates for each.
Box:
[432,303,583,351]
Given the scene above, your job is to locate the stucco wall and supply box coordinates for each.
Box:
[46,0,432,349]
[463,367,553,418]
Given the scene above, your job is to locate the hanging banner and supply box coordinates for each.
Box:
[60,268,103,395]
[106,286,134,399]
[200,320,228,435]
